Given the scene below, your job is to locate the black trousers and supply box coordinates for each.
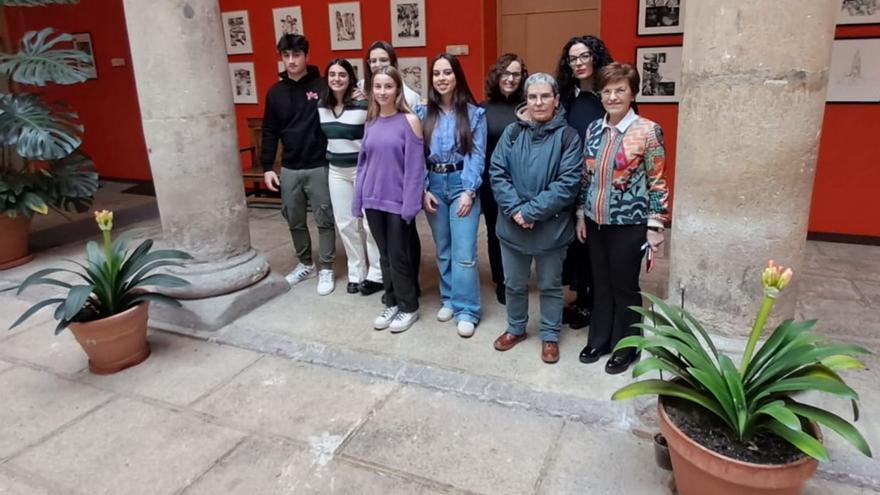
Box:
[586,219,646,353]
[366,209,420,313]
[479,182,503,286]
[562,231,593,309]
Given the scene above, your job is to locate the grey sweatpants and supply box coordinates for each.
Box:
[280,166,336,269]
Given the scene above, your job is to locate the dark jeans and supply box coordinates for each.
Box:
[366,209,420,313]
[586,219,646,353]
[480,182,503,286]
[562,233,593,309]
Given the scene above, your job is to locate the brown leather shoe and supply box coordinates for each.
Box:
[494,332,526,351]
[541,342,560,364]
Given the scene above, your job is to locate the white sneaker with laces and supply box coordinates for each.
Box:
[374,306,399,330]
[390,311,419,333]
[317,269,335,295]
[436,306,454,322]
[285,263,316,287]
[457,321,475,338]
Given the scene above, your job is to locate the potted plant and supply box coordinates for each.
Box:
[0,20,101,268]
[612,261,872,495]
[5,210,192,374]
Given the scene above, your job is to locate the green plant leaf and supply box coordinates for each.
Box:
[688,367,738,432]
[119,248,192,286]
[8,297,64,329]
[129,273,189,289]
[753,376,859,404]
[128,293,182,308]
[0,93,82,159]
[745,319,817,381]
[821,355,866,371]
[719,355,748,434]
[786,401,872,458]
[62,284,93,320]
[611,379,732,429]
[765,419,828,462]
[754,400,801,430]
[0,28,91,86]
[20,191,48,214]
[15,266,81,294]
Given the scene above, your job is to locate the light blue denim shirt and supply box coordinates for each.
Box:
[415,103,487,192]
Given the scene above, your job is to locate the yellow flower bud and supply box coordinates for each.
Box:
[778,268,794,290]
[94,210,114,232]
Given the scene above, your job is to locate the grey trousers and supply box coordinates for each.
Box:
[280,166,335,269]
[500,243,567,343]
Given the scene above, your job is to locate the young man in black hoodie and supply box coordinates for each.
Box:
[262,34,336,295]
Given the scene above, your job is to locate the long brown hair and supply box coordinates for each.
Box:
[363,40,398,96]
[423,53,477,155]
[485,53,528,102]
[366,66,412,121]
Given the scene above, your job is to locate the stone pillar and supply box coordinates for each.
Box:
[668,1,836,336]
[122,0,287,331]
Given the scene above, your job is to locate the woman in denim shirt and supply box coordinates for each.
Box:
[417,53,487,338]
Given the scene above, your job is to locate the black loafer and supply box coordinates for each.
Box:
[579,345,607,364]
[359,280,383,296]
[605,350,640,375]
[495,283,506,305]
[346,282,360,294]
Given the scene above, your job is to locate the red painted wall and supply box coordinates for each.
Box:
[4,2,151,181]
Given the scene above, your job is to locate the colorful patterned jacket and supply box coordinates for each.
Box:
[577,109,669,227]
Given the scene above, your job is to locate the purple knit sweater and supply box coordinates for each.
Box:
[352,112,426,222]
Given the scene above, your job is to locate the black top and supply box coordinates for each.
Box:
[260,65,329,171]
[482,95,521,180]
[562,90,604,141]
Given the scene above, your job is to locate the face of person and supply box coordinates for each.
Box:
[567,42,594,81]
[601,79,634,121]
[327,63,349,94]
[281,49,307,78]
[499,61,522,96]
[432,58,457,98]
[526,83,559,123]
[372,74,399,108]
[369,48,392,72]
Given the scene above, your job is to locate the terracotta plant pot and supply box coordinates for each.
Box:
[659,398,819,495]
[0,215,33,270]
[69,303,151,375]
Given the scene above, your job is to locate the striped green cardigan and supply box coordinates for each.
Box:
[318,99,368,167]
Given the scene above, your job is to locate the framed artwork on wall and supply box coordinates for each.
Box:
[634,45,683,103]
[272,6,304,43]
[827,38,880,103]
[222,10,253,55]
[398,56,428,102]
[71,32,97,80]
[329,2,362,51]
[391,0,426,47]
[346,58,365,81]
[837,0,880,25]
[637,0,685,36]
[229,62,258,104]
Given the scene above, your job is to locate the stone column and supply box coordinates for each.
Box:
[668,1,836,336]
[122,0,287,331]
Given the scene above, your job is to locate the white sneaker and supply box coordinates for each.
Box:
[390,311,419,333]
[317,269,335,295]
[436,306,454,322]
[374,306,399,330]
[457,321,475,338]
[285,263,316,286]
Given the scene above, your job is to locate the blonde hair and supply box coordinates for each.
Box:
[366,66,413,120]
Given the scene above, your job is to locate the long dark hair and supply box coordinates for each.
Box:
[322,58,357,108]
[485,53,528,103]
[423,53,477,155]
[555,35,613,104]
[363,40,398,95]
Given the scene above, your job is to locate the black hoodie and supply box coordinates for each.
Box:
[260,65,329,172]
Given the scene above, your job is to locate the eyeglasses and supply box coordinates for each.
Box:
[526,93,555,103]
[567,52,593,66]
[500,71,522,80]
[600,88,630,98]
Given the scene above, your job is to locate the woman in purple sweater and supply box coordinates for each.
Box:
[353,66,426,333]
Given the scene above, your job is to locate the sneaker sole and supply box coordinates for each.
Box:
[317,287,335,296]
[390,316,419,333]
[437,312,454,322]
[286,273,317,286]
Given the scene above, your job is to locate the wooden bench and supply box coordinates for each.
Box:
[241,117,282,207]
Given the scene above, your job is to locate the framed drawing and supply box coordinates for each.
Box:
[827,38,880,103]
[637,0,685,36]
[837,0,880,25]
[71,32,97,80]
[328,2,362,51]
[272,6,304,43]
[346,58,365,81]
[635,45,683,103]
[229,62,258,104]
[399,57,428,102]
[391,0,426,47]
[222,10,253,55]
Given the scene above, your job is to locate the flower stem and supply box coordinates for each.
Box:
[739,292,777,374]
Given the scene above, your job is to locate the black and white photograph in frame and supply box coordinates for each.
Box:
[229,62,258,104]
[638,0,685,36]
[273,6,304,43]
[71,32,97,80]
[391,0,426,47]
[827,38,880,102]
[837,0,880,25]
[222,10,253,55]
[635,46,682,103]
[398,57,428,102]
[328,2,362,51]
[346,58,365,81]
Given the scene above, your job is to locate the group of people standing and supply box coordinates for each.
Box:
[260,33,669,375]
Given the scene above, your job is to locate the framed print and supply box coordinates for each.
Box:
[827,38,880,103]
[346,58,365,81]
[398,57,428,102]
[277,60,286,78]
[222,10,253,55]
[638,0,685,36]
[837,0,880,25]
[635,46,683,103]
[391,0,426,47]
[71,32,97,79]
[328,2,362,51]
[229,62,258,104]
[272,6,304,43]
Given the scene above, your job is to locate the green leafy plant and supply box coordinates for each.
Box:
[612,261,873,462]
[6,210,193,334]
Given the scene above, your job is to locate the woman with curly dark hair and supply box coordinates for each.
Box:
[481,53,528,305]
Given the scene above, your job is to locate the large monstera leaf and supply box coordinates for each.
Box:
[0,93,83,159]
[0,28,91,86]
[46,151,98,213]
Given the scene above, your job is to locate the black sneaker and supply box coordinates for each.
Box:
[346,282,361,294]
[359,279,383,296]
[565,305,591,330]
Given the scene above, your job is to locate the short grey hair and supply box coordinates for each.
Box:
[523,73,558,96]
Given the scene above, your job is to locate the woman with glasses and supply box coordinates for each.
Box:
[481,53,528,305]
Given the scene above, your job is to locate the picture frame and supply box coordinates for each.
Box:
[837,0,880,25]
[634,45,683,103]
[229,62,258,104]
[637,0,685,36]
[346,58,365,81]
[827,38,880,103]
[398,56,428,102]
[277,60,286,79]
[391,0,426,47]
[328,2,362,51]
[222,10,253,55]
[71,32,97,80]
[272,6,304,43]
